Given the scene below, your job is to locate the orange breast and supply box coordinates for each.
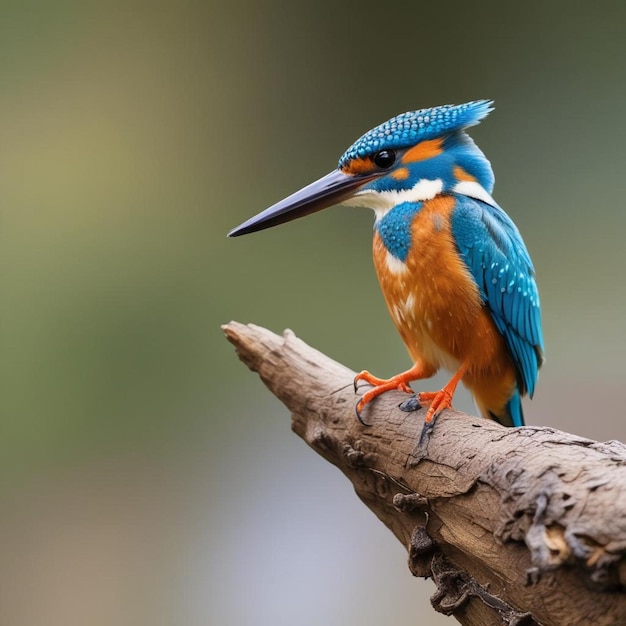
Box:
[372,195,517,406]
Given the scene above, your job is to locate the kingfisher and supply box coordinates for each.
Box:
[228,101,544,435]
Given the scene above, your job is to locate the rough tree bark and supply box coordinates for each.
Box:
[223,321,626,626]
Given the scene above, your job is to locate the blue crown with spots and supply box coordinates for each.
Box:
[338,100,493,168]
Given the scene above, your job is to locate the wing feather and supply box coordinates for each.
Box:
[451,194,544,396]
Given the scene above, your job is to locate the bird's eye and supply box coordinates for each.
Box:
[373,150,396,169]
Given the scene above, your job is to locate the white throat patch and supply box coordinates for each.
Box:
[345,178,444,222]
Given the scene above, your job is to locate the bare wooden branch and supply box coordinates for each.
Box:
[223,321,626,626]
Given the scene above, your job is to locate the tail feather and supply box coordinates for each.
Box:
[487,390,525,427]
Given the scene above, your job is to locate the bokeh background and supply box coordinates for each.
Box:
[1,2,626,625]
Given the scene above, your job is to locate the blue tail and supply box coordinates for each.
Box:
[488,390,525,427]
[506,391,525,427]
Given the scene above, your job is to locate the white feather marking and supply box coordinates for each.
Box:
[453,180,497,206]
[419,332,460,372]
[392,304,403,324]
[345,178,444,221]
[385,251,408,275]
[403,293,416,315]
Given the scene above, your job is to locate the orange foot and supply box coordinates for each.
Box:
[354,363,426,425]
[417,362,469,443]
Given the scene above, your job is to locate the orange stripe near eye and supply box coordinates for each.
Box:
[453,165,477,182]
[391,167,409,180]
[342,157,375,175]
[402,138,443,163]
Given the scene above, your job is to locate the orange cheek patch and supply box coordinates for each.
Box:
[402,138,443,163]
[453,165,477,182]
[342,157,375,175]
[391,167,409,180]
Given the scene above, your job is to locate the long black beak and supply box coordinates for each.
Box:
[228,169,375,237]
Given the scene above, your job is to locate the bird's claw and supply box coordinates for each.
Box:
[415,388,454,443]
[420,389,454,421]
[355,399,371,426]
[354,370,385,392]
[353,373,416,427]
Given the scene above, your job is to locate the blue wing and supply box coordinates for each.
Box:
[450,193,544,397]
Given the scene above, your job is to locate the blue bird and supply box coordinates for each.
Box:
[229,101,544,433]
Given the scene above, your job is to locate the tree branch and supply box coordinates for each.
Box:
[223,321,626,625]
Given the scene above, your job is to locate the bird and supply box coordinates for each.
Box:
[228,100,544,437]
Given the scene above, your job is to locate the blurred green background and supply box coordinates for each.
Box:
[1,2,626,625]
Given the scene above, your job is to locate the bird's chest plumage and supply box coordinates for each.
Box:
[372,195,483,368]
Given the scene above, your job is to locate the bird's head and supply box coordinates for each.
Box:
[228,100,495,237]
